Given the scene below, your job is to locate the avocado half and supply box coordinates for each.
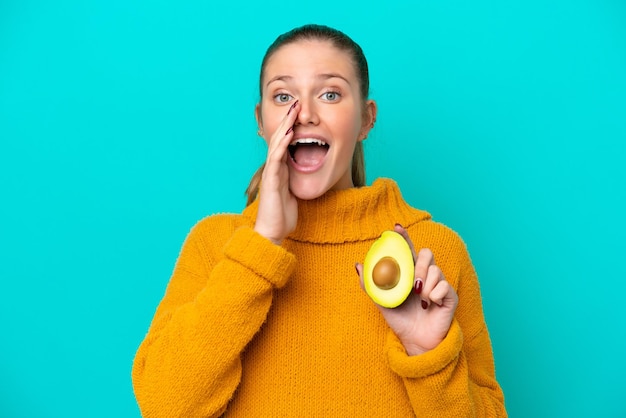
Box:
[363,230,415,308]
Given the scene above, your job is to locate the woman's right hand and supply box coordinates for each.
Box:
[254,100,301,245]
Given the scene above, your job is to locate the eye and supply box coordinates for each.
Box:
[321,91,341,102]
[273,93,293,104]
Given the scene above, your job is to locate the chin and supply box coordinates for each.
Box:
[289,178,329,201]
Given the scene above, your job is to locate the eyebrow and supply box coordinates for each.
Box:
[265,73,351,88]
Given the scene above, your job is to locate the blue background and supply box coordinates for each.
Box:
[1,0,625,416]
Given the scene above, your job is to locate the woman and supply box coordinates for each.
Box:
[132,24,506,417]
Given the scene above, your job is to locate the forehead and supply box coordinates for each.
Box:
[263,39,357,83]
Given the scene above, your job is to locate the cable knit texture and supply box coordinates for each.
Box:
[132,178,506,417]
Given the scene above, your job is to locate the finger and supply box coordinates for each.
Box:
[266,100,300,156]
[420,263,444,309]
[355,262,365,291]
[428,279,457,307]
[413,247,435,295]
[266,130,292,165]
[393,224,418,262]
[266,133,291,166]
[393,225,430,295]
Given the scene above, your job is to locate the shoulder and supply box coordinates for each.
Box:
[407,219,467,259]
[407,219,474,288]
[184,211,254,252]
[379,178,466,252]
[192,212,250,233]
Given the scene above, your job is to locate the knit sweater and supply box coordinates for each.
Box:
[132,178,506,417]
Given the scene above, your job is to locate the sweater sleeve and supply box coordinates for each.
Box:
[385,233,507,417]
[131,219,296,418]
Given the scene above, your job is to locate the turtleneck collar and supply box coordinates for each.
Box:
[243,178,431,244]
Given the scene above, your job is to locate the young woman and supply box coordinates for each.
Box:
[132,24,506,417]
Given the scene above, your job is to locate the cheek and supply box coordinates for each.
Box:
[260,113,278,140]
[344,112,364,138]
[327,108,361,136]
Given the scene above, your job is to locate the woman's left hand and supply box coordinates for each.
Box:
[356,224,459,356]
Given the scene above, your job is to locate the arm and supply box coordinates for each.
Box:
[133,96,302,417]
[386,250,506,417]
[132,221,296,418]
[357,224,506,416]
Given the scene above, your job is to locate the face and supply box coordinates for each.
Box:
[256,40,376,200]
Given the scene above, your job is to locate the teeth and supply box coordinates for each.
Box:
[290,138,327,146]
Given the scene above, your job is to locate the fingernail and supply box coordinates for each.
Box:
[414,279,423,294]
[285,126,293,135]
[287,100,298,115]
[395,223,403,229]
[354,263,360,275]
[421,300,428,310]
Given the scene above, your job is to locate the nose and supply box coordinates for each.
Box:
[294,97,319,126]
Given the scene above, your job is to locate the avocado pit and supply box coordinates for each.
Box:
[372,256,400,290]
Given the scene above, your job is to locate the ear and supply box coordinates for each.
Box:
[359,100,378,141]
[255,103,263,133]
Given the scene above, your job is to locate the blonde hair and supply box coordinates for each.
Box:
[245,24,370,206]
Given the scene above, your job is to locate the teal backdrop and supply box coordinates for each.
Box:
[1,0,625,416]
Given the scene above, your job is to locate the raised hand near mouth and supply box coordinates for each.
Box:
[254,100,301,245]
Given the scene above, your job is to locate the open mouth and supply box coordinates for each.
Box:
[288,138,330,167]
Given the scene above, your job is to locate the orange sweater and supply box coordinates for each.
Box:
[132,178,506,417]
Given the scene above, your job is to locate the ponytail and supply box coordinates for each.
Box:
[245,163,265,206]
[352,141,366,188]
